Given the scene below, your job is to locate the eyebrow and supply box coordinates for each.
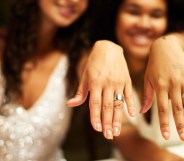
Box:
[124,2,166,12]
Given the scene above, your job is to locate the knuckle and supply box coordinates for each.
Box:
[103,101,113,110]
[106,75,115,84]
[113,120,121,126]
[124,94,133,102]
[114,101,123,109]
[76,90,83,97]
[90,78,101,86]
[156,77,167,90]
[160,123,169,129]
[170,76,180,86]
[158,105,167,114]
[91,98,101,108]
[176,123,184,131]
[173,105,183,115]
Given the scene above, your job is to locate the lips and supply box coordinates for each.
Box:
[58,5,75,18]
[130,35,153,46]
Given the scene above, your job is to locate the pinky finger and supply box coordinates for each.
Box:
[124,83,136,117]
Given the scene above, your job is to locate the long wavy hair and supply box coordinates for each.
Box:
[2,0,98,101]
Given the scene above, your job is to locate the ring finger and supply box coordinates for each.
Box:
[113,90,124,136]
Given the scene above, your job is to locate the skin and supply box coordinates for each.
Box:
[115,0,167,76]
[67,40,134,139]
[8,0,135,140]
[115,0,170,139]
[142,33,184,140]
[114,0,184,160]
[19,0,88,109]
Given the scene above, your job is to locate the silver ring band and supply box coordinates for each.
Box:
[114,94,124,101]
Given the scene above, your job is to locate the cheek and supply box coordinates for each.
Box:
[154,20,168,37]
[39,0,52,16]
[77,1,88,17]
[39,0,48,11]
[115,14,130,38]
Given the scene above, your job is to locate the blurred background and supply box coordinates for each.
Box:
[0,0,8,26]
[0,0,183,161]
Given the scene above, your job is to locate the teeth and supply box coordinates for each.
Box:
[133,36,150,45]
[61,6,72,13]
[59,5,74,16]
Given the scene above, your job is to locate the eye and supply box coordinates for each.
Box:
[151,11,166,19]
[126,9,141,16]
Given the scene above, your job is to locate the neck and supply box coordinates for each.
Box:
[37,18,58,55]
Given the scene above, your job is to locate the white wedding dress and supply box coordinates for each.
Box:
[0,56,72,161]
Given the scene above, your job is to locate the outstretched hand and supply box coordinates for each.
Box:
[67,40,135,139]
[141,35,184,141]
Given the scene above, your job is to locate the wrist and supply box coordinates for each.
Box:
[151,34,183,53]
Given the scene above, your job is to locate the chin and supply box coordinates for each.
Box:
[53,16,76,27]
[128,48,150,59]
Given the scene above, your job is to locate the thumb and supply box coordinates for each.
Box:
[140,78,154,113]
[67,73,89,107]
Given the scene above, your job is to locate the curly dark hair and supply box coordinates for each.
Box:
[2,0,98,101]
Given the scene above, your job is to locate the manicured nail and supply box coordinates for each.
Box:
[113,127,120,136]
[130,111,136,117]
[140,100,150,113]
[105,129,113,139]
[95,123,102,132]
[180,130,184,140]
[163,131,170,140]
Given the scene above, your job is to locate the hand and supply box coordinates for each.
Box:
[67,40,135,139]
[141,35,184,140]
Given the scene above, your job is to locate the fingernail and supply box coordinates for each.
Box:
[113,127,120,136]
[140,101,149,113]
[130,111,136,117]
[180,130,184,140]
[139,108,144,113]
[105,129,113,139]
[163,131,170,140]
[95,123,102,132]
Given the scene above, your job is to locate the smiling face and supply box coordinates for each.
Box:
[115,0,167,60]
[39,0,88,27]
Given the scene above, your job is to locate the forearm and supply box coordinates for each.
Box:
[154,32,184,52]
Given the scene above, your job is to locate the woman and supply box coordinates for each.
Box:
[94,0,184,160]
[0,0,134,160]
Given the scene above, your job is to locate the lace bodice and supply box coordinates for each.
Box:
[0,56,72,161]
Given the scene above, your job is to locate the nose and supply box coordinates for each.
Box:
[68,0,80,3]
[137,15,152,30]
[58,0,80,4]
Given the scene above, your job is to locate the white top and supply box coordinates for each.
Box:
[125,89,184,158]
[0,56,72,161]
